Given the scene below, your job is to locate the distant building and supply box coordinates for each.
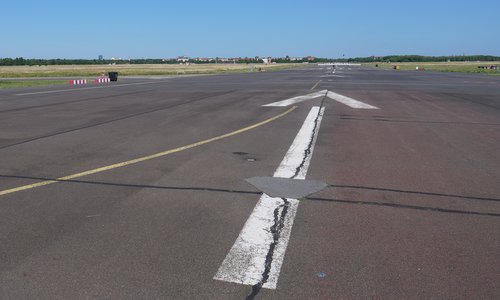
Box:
[98,55,103,61]
[262,57,272,64]
[177,56,190,62]
[196,57,214,62]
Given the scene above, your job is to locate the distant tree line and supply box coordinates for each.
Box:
[0,58,176,66]
[0,57,268,66]
[340,55,500,63]
[1,55,499,66]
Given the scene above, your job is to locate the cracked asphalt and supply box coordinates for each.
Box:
[1,66,499,299]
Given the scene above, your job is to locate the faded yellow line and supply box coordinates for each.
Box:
[311,80,322,90]
[0,106,297,197]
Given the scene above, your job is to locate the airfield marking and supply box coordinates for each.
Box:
[0,106,297,197]
[262,90,378,109]
[215,106,325,290]
[263,90,327,107]
[310,80,322,90]
[14,80,172,96]
[327,90,379,109]
[320,74,346,78]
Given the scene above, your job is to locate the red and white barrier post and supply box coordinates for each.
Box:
[95,77,110,84]
[69,79,87,85]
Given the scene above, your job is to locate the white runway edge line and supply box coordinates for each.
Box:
[263,90,327,107]
[214,106,325,289]
[15,80,171,96]
[327,90,379,109]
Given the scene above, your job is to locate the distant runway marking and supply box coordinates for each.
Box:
[0,106,297,197]
[215,106,325,290]
[263,90,327,107]
[310,80,322,90]
[327,91,379,109]
[320,75,346,78]
[15,80,171,96]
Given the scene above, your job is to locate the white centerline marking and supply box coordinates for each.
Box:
[263,90,327,107]
[327,90,379,109]
[15,80,171,96]
[214,106,325,289]
[320,74,346,78]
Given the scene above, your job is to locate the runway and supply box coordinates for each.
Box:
[1,66,499,299]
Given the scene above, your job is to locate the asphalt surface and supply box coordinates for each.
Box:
[0,66,499,299]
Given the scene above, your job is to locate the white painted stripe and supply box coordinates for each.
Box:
[215,194,300,289]
[273,107,324,180]
[263,90,327,107]
[320,75,346,78]
[327,90,379,109]
[215,106,325,289]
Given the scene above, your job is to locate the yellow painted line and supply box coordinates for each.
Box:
[310,80,322,90]
[0,106,297,197]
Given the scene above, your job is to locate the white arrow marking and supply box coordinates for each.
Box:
[263,90,327,107]
[214,106,325,290]
[263,90,378,109]
[327,90,379,109]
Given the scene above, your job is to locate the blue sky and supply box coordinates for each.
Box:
[1,0,499,59]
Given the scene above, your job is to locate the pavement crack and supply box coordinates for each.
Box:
[0,90,148,114]
[0,90,237,151]
[246,197,290,300]
[326,184,500,203]
[0,174,262,196]
[291,95,325,179]
[306,196,500,217]
[248,96,327,298]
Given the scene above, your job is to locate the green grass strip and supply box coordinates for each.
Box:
[0,80,67,89]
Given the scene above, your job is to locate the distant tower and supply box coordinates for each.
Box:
[98,55,103,61]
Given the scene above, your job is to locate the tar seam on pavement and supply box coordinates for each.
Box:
[0,90,238,150]
[2,174,496,218]
[327,184,500,203]
[291,94,324,179]
[306,197,500,218]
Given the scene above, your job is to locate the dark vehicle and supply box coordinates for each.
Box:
[108,71,118,81]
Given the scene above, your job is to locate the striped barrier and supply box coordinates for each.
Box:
[70,79,87,85]
[95,77,110,83]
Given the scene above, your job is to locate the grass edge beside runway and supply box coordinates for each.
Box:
[364,62,500,75]
[0,63,304,78]
[0,80,67,89]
